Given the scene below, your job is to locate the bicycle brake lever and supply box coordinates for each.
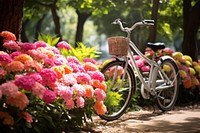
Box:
[111,18,121,24]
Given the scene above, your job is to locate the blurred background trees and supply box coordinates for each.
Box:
[0,0,200,60]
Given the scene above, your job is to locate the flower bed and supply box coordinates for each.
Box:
[0,31,106,132]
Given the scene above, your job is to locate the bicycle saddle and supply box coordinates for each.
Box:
[147,42,165,51]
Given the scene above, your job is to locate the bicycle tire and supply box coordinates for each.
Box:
[156,58,180,111]
[99,60,136,121]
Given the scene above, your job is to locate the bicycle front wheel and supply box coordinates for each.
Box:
[99,60,136,121]
[156,58,180,111]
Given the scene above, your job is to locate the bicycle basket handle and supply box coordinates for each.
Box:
[143,20,154,25]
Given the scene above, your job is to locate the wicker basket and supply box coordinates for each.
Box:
[107,36,129,56]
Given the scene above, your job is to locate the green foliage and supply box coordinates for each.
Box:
[67,0,117,16]
[61,42,101,61]
[103,79,123,112]
[37,33,60,46]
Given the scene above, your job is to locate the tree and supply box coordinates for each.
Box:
[0,0,24,50]
[24,0,63,41]
[68,0,118,47]
[92,0,152,52]
[148,0,159,42]
[182,0,200,61]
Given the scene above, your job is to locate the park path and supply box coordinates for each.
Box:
[91,107,200,133]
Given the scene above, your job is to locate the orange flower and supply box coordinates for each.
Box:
[92,80,106,91]
[52,66,65,79]
[183,78,192,89]
[92,80,100,88]
[84,85,94,98]
[0,111,14,125]
[0,31,16,41]
[93,101,107,115]
[14,54,33,63]
[83,62,98,71]
[6,91,29,110]
[24,60,43,72]
[63,65,73,74]
[5,61,24,72]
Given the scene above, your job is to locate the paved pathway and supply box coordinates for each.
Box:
[93,108,200,133]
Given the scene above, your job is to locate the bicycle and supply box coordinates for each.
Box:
[100,19,180,121]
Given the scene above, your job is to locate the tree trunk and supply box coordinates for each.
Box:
[35,14,47,40]
[148,0,159,42]
[182,0,200,61]
[75,10,91,47]
[50,1,62,41]
[21,19,30,42]
[0,0,24,50]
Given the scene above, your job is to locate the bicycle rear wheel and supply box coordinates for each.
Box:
[156,58,180,111]
[99,60,136,121]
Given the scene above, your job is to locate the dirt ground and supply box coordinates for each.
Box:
[86,104,200,133]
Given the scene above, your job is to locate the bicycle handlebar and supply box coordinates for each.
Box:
[111,18,154,32]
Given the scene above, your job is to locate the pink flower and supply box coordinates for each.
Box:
[60,74,77,86]
[94,88,106,101]
[0,68,7,80]
[34,41,48,48]
[20,42,36,51]
[46,46,60,54]
[28,73,44,84]
[88,71,104,82]
[66,99,74,110]
[72,84,86,97]
[54,54,68,65]
[43,89,56,104]
[0,81,18,98]
[133,55,140,60]
[67,56,80,64]
[32,82,46,99]
[141,65,150,72]
[14,75,36,91]
[75,72,91,84]
[67,62,85,73]
[56,85,73,101]
[44,56,66,66]
[163,47,174,55]
[44,58,57,66]
[83,58,96,64]
[40,68,58,84]
[27,49,48,61]
[136,59,145,68]
[3,40,20,51]
[18,112,33,123]
[0,53,13,64]
[76,96,84,108]
[10,51,22,59]
[57,41,71,50]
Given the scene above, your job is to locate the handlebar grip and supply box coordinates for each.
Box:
[112,18,121,24]
[143,20,154,25]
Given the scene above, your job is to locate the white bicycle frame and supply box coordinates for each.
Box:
[127,40,174,95]
[114,20,177,97]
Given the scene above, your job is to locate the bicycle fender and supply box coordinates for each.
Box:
[157,56,176,65]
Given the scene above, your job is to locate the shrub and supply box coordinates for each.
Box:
[0,31,107,132]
